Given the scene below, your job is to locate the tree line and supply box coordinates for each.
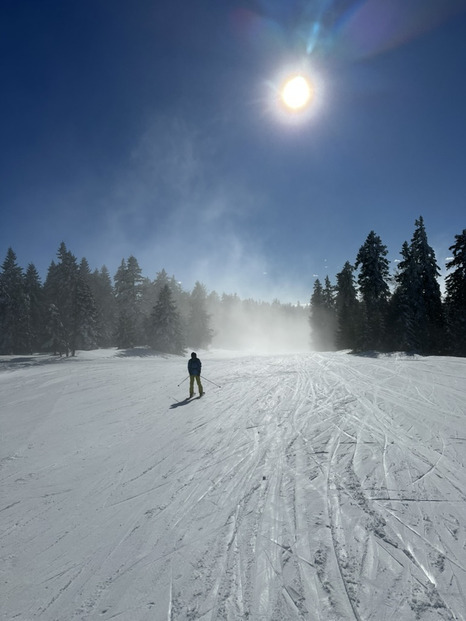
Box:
[1,217,465,357]
[0,241,306,356]
[309,217,466,356]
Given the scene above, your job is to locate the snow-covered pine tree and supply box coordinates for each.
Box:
[335,261,360,350]
[0,248,30,354]
[187,281,213,349]
[445,229,466,356]
[354,231,390,351]
[149,284,185,354]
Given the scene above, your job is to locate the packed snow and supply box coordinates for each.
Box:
[1,348,466,620]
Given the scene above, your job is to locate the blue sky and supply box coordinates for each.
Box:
[1,0,465,303]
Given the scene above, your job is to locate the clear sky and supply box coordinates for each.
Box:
[1,0,465,303]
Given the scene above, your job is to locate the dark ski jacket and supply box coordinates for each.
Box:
[188,357,202,376]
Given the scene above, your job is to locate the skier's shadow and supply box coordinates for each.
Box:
[170,396,201,409]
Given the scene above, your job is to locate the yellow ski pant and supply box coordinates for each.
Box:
[189,375,203,397]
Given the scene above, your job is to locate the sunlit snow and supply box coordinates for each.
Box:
[2,348,466,620]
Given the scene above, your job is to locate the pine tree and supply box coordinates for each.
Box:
[153,269,170,300]
[74,259,98,350]
[169,275,191,327]
[410,217,445,353]
[139,269,169,342]
[0,248,30,354]
[89,266,117,348]
[309,278,336,350]
[140,276,157,326]
[24,263,45,353]
[187,281,212,349]
[445,229,466,356]
[335,262,360,350]
[43,261,63,353]
[44,303,67,355]
[390,242,419,352]
[43,243,78,355]
[43,243,98,355]
[355,231,391,350]
[114,256,143,348]
[149,284,185,354]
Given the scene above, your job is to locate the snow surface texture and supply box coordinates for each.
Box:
[1,349,466,621]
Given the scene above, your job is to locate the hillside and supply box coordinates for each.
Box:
[1,349,466,620]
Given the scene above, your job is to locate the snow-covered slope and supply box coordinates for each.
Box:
[1,349,466,620]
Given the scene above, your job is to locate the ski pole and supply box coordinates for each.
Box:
[201,376,222,388]
[177,376,189,387]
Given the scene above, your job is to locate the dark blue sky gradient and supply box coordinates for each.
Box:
[1,0,465,302]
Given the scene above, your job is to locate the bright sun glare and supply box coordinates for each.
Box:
[281,75,314,111]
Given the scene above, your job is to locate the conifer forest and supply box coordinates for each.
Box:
[1,217,465,357]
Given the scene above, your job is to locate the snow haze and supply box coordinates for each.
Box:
[2,348,466,620]
[209,300,310,353]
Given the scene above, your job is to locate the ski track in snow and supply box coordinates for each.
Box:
[1,349,466,620]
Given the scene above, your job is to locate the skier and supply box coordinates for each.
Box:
[188,352,204,398]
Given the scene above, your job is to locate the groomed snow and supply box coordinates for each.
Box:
[1,348,466,620]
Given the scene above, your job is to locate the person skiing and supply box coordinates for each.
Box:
[188,352,204,398]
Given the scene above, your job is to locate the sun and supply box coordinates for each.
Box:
[268,65,322,125]
[281,75,314,111]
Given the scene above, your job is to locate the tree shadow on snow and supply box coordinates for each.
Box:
[349,350,419,359]
[116,347,177,359]
[0,355,69,370]
[0,356,36,365]
[348,350,381,358]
